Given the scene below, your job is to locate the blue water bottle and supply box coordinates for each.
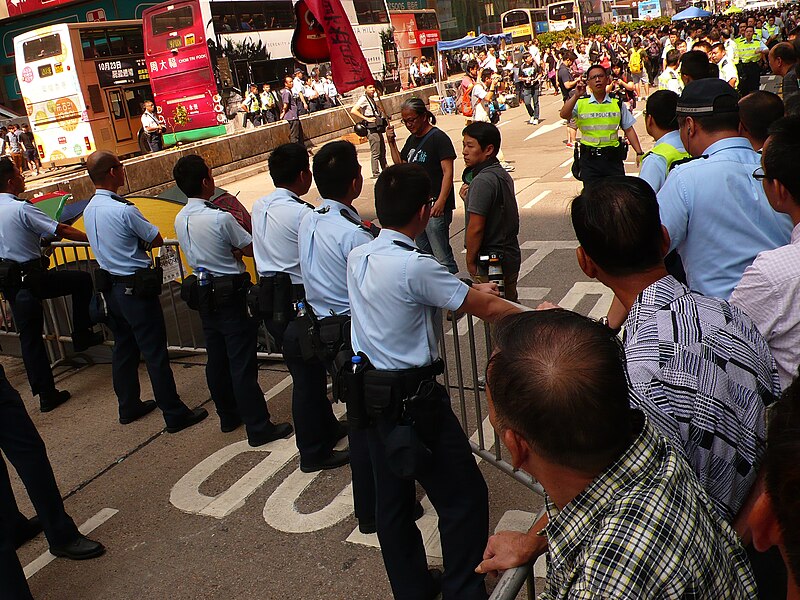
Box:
[196,267,210,287]
[351,355,362,373]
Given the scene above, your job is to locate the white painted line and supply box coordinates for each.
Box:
[524,121,564,141]
[264,375,292,402]
[633,110,643,119]
[24,508,118,579]
[523,190,551,209]
[562,169,574,179]
[559,157,573,168]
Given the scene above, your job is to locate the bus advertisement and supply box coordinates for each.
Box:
[501,8,548,43]
[142,0,228,147]
[390,9,441,65]
[14,21,153,166]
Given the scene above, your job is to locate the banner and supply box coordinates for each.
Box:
[305,0,375,93]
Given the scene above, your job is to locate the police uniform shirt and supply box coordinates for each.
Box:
[657,137,793,299]
[718,58,738,86]
[347,229,469,370]
[639,130,686,193]
[0,193,57,262]
[84,189,159,276]
[251,187,312,283]
[174,198,250,277]
[571,91,636,130]
[298,199,373,317]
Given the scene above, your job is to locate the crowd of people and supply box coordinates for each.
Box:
[0,124,40,176]
[5,6,800,600]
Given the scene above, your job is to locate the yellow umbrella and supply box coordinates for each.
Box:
[724,5,743,13]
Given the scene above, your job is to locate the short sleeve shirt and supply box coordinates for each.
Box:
[557,65,574,101]
[400,127,457,210]
[281,88,298,121]
[0,193,58,262]
[355,94,379,118]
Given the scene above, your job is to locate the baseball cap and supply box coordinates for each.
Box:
[676,78,739,116]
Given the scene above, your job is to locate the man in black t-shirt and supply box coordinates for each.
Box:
[387,99,459,274]
[558,52,580,148]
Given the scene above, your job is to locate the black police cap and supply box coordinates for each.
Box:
[676,78,739,117]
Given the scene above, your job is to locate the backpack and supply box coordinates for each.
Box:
[460,86,473,117]
[629,49,643,73]
[488,99,501,124]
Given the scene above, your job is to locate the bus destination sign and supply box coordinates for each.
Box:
[95,58,150,87]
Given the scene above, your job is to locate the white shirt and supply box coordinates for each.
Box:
[730,222,800,389]
[141,110,161,132]
[718,58,738,87]
[471,81,489,122]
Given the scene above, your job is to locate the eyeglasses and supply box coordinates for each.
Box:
[752,166,769,181]
[587,74,606,80]
[402,114,423,126]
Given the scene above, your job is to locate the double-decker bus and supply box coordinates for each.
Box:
[546,0,602,35]
[501,8,549,43]
[142,0,228,147]
[14,21,153,166]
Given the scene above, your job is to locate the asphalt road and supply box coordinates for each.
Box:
[4,91,649,600]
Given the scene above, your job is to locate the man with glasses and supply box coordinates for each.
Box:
[732,117,800,391]
[657,78,792,299]
[83,151,208,431]
[560,64,643,185]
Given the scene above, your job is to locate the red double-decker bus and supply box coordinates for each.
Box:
[142,0,228,147]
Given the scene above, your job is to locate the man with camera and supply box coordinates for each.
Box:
[84,150,207,431]
[350,83,388,179]
[141,100,166,152]
[559,64,643,185]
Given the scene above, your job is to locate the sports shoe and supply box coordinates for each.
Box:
[532,118,539,125]
[566,142,574,149]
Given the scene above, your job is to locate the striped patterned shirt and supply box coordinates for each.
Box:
[622,275,780,523]
[541,412,757,600]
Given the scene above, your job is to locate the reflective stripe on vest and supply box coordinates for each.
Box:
[575,97,621,147]
[736,39,762,63]
[763,24,779,38]
[642,142,691,172]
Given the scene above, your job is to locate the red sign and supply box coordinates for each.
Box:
[305,0,374,93]
[6,0,76,17]
[86,8,106,21]
[390,14,440,50]
[146,43,209,77]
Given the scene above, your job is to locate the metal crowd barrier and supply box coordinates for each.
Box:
[0,241,543,599]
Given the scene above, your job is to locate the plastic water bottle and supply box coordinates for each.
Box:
[297,301,306,317]
[196,267,210,287]
[351,355,362,373]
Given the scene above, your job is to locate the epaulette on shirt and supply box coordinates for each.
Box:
[340,208,380,237]
[671,154,708,169]
[109,194,134,206]
[392,240,435,257]
[290,194,315,209]
[204,201,222,210]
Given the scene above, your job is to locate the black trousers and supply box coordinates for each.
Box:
[0,515,31,600]
[200,299,272,439]
[287,119,305,146]
[6,270,94,397]
[105,284,191,427]
[577,151,625,185]
[737,62,761,97]
[0,369,80,549]
[367,390,488,600]
[146,132,163,152]
[266,319,338,463]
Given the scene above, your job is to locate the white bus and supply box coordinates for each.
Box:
[547,1,580,32]
[14,21,152,166]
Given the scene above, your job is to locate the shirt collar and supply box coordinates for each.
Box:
[376,228,416,247]
[271,187,305,203]
[187,197,206,204]
[588,92,611,103]
[93,188,126,202]
[543,411,658,570]
[0,192,21,202]
[703,136,755,156]
[320,198,359,220]
[791,222,800,245]
[622,275,690,342]
[659,129,684,149]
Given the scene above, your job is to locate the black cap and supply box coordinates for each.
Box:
[676,79,739,116]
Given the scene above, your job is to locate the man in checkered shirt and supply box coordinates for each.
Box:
[485,310,757,598]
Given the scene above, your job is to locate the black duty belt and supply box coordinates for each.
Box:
[365,359,445,396]
[578,142,621,158]
[110,274,137,285]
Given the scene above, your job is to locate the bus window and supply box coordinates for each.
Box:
[23,34,62,63]
[108,28,144,55]
[502,10,529,28]
[126,85,152,118]
[151,6,194,36]
[415,12,439,31]
[353,0,389,24]
[109,90,126,119]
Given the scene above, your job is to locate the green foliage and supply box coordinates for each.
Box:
[536,28,578,48]
[221,38,270,61]
[588,16,671,37]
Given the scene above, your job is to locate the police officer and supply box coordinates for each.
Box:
[639,90,690,193]
[251,143,348,472]
[83,151,207,431]
[0,157,103,412]
[346,163,520,600]
[736,26,767,97]
[297,140,377,532]
[173,155,293,446]
[0,363,104,566]
[560,64,643,185]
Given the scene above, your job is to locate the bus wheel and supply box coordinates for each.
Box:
[138,129,151,154]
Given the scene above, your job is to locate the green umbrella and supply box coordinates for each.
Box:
[31,192,71,221]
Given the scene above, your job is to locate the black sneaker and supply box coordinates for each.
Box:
[166,407,209,433]
[40,390,71,413]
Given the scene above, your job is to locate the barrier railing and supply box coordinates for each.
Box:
[1,241,543,599]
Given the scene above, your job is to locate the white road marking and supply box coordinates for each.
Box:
[558,281,615,319]
[562,169,574,179]
[24,508,118,579]
[524,121,564,141]
[265,375,292,402]
[559,157,573,168]
[523,190,551,209]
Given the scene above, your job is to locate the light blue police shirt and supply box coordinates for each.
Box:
[639,130,686,193]
[347,228,469,370]
[571,92,637,130]
[298,199,373,317]
[252,187,313,283]
[83,189,159,276]
[0,193,57,262]
[174,198,251,277]
[657,137,793,299]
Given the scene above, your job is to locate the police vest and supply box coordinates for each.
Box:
[736,39,762,63]
[575,97,621,148]
[642,141,691,172]
[658,68,680,91]
[762,24,779,39]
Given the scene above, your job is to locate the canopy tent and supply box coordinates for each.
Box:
[724,5,743,13]
[436,33,512,52]
[671,6,712,19]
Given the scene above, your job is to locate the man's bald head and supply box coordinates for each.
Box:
[87,150,121,185]
[487,310,632,473]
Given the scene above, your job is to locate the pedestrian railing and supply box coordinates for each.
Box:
[1,241,543,599]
